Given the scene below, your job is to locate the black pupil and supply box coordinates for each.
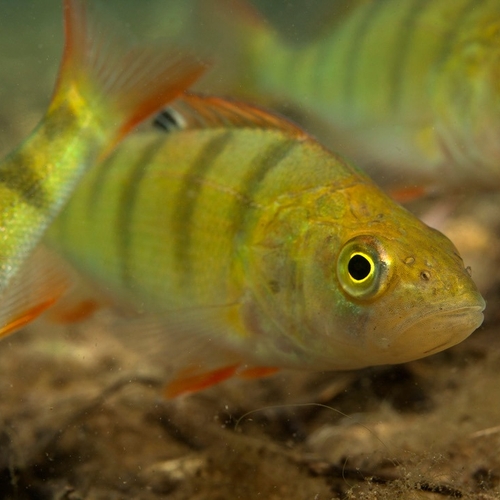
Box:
[348,254,371,281]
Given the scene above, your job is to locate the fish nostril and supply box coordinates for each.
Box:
[420,270,431,281]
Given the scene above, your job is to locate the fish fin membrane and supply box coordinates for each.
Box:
[155,93,310,140]
[47,297,102,324]
[0,246,73,339]
[53,0,207,158]
[238,366,279,380]
[164,364,240,398]
[43,273,112,324]
[74,297,276,397]
[388,184,432,203]
[165,364,279,398]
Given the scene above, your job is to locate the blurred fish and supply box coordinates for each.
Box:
[46,94,485,397]
[0,0,205,338]
[190,0,500,196]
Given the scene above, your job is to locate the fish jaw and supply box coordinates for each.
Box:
[368,297,485,365]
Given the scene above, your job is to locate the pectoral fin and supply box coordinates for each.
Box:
[0,246,72,339]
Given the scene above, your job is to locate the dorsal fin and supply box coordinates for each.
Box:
[153,93,309,140]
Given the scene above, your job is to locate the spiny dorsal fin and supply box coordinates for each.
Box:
[153,93,309,140]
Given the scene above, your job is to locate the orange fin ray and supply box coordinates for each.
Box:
[0,246,73,339]
[238,366,279,380]
[56,0,207,158]
[46,297,103,324]
[165,364,240,398]
[154,93,309,140]
[164,364,280,398]
[388,184,432,203]
[81,300,274,397]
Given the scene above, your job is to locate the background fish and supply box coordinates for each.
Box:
[46,94,485,397]
[0,0,205,337]
[185,0,500,195]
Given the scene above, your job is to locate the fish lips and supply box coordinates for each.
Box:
[372,297,485,364]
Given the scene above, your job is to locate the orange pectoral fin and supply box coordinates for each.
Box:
[164,364,240,398]
[47,298,103,324]
[388,184,430,203]
[0,245,72,340]
[238,366,279,380]
[0,296,62,339]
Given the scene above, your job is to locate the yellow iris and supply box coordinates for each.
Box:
[337,236,390,301]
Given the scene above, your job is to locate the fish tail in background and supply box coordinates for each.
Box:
[52,0,207,160]
[0,0,206,336]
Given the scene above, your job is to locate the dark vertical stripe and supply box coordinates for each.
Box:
[432,0,483,73]
[0,103,85,211]
[116,137,166,288]
[172,131,233,281]
[229,139,299,326]
[50,147,121,282]
[312,30,341,104]
[389,0,433,111]
[86,136,163,223]
[231,139,298,250]
[342,0,387,112]
[0,152,50,209]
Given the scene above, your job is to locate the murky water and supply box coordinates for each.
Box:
[1,2,500,498]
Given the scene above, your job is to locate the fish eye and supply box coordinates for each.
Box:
[337,236,391,301]
[347,253,374,282]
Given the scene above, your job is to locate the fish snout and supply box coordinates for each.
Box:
[370,290,485,365]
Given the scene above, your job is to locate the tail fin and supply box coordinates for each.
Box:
[52,0,206,158]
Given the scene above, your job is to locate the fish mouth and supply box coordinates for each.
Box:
[400,303,484,338]
[374,300,485,364]
[418,305,485,354]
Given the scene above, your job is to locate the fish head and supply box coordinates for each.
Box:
[301,184,485,368]
[245,183,485,370]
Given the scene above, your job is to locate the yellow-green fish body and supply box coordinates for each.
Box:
[47,94,485,395]
[0,0,204,336]
[213,0,500,192]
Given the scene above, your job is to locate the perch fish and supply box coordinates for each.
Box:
[47,94,485,397]
[197,0,500,194]
[0,0,205,337]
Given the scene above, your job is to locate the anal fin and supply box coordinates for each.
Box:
[164,364,240,398]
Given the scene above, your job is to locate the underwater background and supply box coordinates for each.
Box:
[0,1,500,498]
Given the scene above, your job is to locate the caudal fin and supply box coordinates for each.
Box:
[53,0,207,158]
